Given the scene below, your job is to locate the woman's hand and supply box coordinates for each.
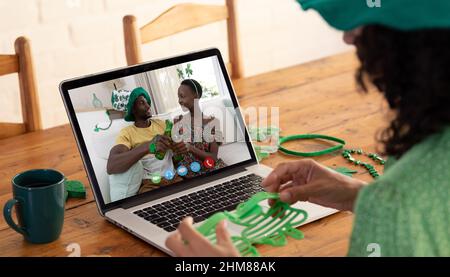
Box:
[155,135,171,152]
[172,142,190,156]
[165,217,240,257]
[261,159,367,211]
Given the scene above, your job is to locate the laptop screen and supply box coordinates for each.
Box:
[61,49,255,209]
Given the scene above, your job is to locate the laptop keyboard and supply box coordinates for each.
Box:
[132,173,264,232]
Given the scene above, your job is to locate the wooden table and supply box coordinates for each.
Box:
[0,52,387,257]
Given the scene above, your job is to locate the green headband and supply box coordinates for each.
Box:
[297,0,450,31]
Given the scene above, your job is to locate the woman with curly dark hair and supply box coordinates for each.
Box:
[165,0,450,256]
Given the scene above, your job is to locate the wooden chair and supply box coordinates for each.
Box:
[123,1,243,79]
[0,37,42,140]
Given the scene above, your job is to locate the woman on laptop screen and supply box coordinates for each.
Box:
[172,78,227,178]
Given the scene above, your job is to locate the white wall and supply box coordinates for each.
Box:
[69,76,137,111]
[0,0,350,129]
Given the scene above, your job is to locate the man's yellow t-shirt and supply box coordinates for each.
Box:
[115,119,166,149]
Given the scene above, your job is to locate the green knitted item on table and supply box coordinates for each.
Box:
[65,180,86,200]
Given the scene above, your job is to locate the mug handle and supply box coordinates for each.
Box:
[3,199,26,235]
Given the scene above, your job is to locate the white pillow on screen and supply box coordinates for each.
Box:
[109,161,143,202]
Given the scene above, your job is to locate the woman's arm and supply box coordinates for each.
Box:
[262,159,367,211]
[185,117,222,161]
[186,141,219,161]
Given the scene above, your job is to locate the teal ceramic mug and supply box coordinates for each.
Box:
[3,169,65,243]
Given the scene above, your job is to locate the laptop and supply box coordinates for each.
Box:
[60,48,337,255]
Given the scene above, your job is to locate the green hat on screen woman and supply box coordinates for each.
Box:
[124,87,152,122]
[296,0,450,31]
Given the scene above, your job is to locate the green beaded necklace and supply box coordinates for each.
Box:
[341,148,386,179]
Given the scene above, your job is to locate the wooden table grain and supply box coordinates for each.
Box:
[0,51,387,257]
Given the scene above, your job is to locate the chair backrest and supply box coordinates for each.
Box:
[123,1,243,79]
[0,36,42,139]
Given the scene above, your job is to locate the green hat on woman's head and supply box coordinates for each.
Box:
[124,87,151,122]
[297,0,450,31]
